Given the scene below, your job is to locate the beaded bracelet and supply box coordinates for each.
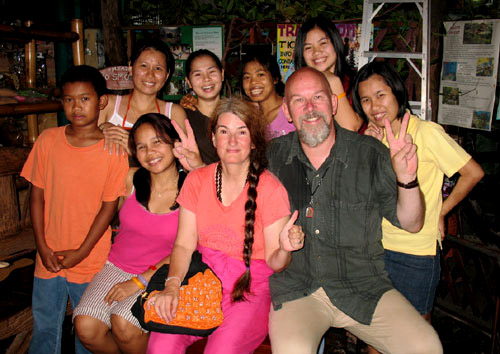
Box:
[131,276,146,290]
[165,276,182,287]
[137,274,148,288]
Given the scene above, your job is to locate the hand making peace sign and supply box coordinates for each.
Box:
[171,119,205,171]
[385,112,418,183]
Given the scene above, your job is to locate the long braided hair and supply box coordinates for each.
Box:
[210,97,268,302]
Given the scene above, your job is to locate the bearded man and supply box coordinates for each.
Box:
[266,67,442,354]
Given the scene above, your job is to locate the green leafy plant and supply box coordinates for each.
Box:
[122,0,365,26]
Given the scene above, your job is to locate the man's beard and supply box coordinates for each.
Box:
[298,111,331,147]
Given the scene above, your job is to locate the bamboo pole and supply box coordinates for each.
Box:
[71,19,84,65]
[24,20,38,144]
[0,24,79,43]
[0,101,62,116]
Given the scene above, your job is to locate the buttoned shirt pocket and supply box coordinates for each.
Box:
[330,199,375,248]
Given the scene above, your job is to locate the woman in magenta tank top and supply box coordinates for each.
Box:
[74,113,186,353]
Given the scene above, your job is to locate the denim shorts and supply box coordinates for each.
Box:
[384,247,440,315]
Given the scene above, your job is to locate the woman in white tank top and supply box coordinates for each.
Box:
[98,39,187,154]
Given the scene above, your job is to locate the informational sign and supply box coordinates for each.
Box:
[438,20,500,131]
[277,24,299,80]
[192,27,223,60]
[99,66,133,90]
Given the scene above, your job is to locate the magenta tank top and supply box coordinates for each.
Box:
[267,107,296,139]
[108,192,179,274]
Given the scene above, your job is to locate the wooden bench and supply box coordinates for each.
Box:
[186,335,272,354]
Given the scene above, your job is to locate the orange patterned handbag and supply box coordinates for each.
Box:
[131,251,223,336]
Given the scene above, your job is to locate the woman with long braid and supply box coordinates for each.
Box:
[146,97,304,353]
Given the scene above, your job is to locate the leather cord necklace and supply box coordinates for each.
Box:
[303,166,330,218]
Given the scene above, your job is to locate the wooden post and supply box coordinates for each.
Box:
[24,20,38,144]
[101,0,127,66]
[126,29,134,62]
[71,19,85,65]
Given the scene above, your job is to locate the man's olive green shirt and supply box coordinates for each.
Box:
[267,123,401,325]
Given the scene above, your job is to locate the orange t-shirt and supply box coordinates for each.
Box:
[177,164,291,261]
[21,126,128,283]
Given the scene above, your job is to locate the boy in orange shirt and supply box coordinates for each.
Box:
[21,65,129,354]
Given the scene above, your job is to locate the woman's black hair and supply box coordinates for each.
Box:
[185,49,223,78]
[241,51,285,96]
[351,60,411,122]
[129,38,175,95]
[128,113,186,211]
[294,16,352,80]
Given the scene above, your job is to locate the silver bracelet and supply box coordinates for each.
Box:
[165,276,182,286]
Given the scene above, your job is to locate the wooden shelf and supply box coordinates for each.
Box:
[1,19,83,143]
[0,101,62,117]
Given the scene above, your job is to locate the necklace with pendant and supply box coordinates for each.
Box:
[152,188,169,198]
[152,172,179,198]
[304,166,330,218]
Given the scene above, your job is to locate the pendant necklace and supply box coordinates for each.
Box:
[304,166,330,218]
[152,171,179,199]
[156,190,166,198]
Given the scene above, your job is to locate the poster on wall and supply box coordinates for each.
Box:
[192,27,223,60]
[158,25,223,99]
[437,20,500,131]
[276,23,362,82]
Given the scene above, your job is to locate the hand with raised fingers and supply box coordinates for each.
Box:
[172,119,204,171]
[385,113,418,183]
